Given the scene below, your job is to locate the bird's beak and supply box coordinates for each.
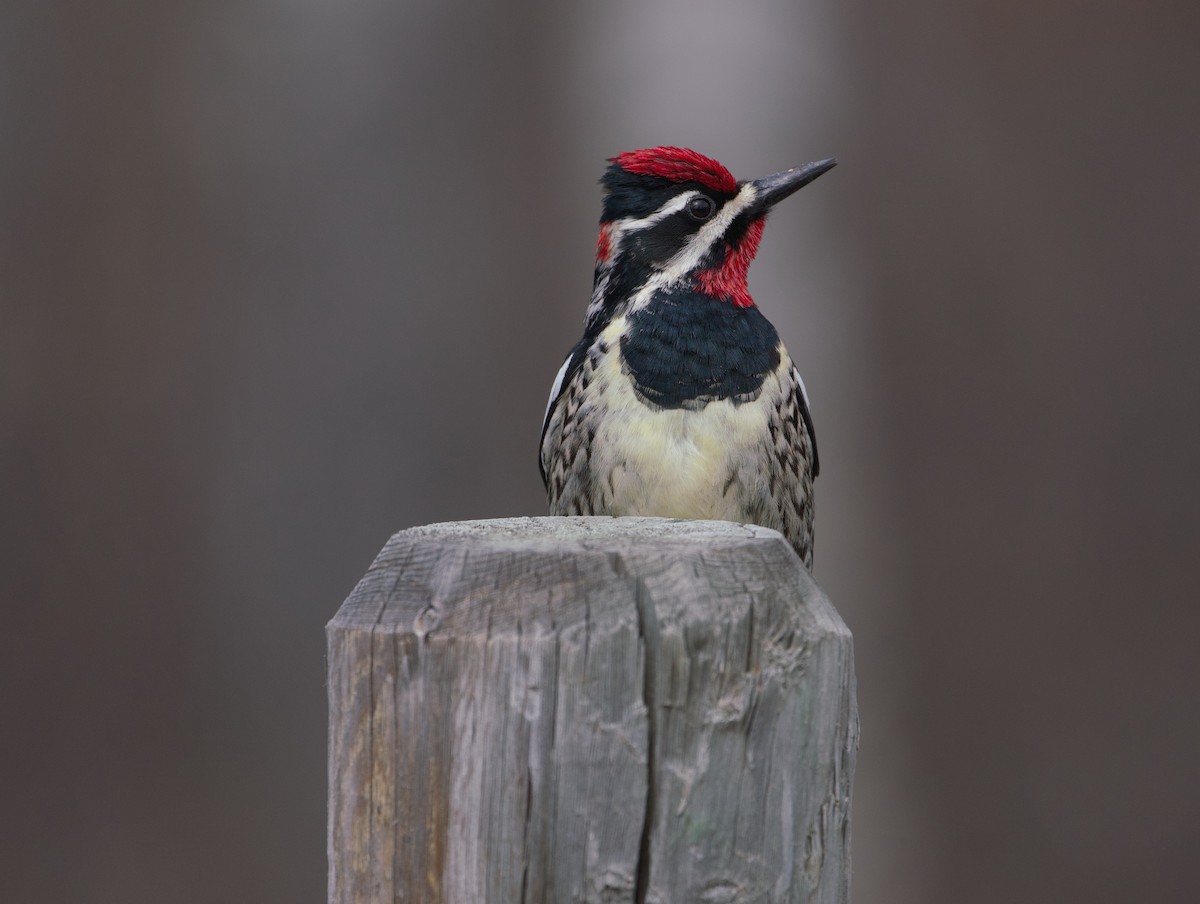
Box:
[749,157,837,215]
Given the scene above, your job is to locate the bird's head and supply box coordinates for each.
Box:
[593,146,836,310]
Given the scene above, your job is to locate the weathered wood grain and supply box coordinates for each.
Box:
[328,516,857,903]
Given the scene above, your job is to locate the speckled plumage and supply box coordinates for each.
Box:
[540,148,834,569]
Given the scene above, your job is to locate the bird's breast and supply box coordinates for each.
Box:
[620,288,781,408]
[586,314,788,521]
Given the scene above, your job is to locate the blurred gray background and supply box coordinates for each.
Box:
[4,1,1198,901]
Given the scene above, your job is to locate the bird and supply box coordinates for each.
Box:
[539,146,835,569]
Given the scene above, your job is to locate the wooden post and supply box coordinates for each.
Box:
[328,517,858,903]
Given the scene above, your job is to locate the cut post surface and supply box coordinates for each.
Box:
[328,516,858,903]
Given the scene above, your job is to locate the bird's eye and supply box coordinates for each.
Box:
[686,196,716,220]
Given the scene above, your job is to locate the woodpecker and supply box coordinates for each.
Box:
[539,147,835,569]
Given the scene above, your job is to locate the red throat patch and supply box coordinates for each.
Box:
[696,218,765,308]
[612,147,737,195]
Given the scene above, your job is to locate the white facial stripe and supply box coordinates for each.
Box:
[605,191,699,260]
[604,182,761,314]
[616,191,698,233]
[659,182,759,282]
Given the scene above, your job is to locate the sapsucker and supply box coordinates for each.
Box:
[539,147,834,569]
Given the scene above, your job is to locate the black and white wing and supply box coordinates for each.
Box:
[791,365,820,479]
[538,340,588,489]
